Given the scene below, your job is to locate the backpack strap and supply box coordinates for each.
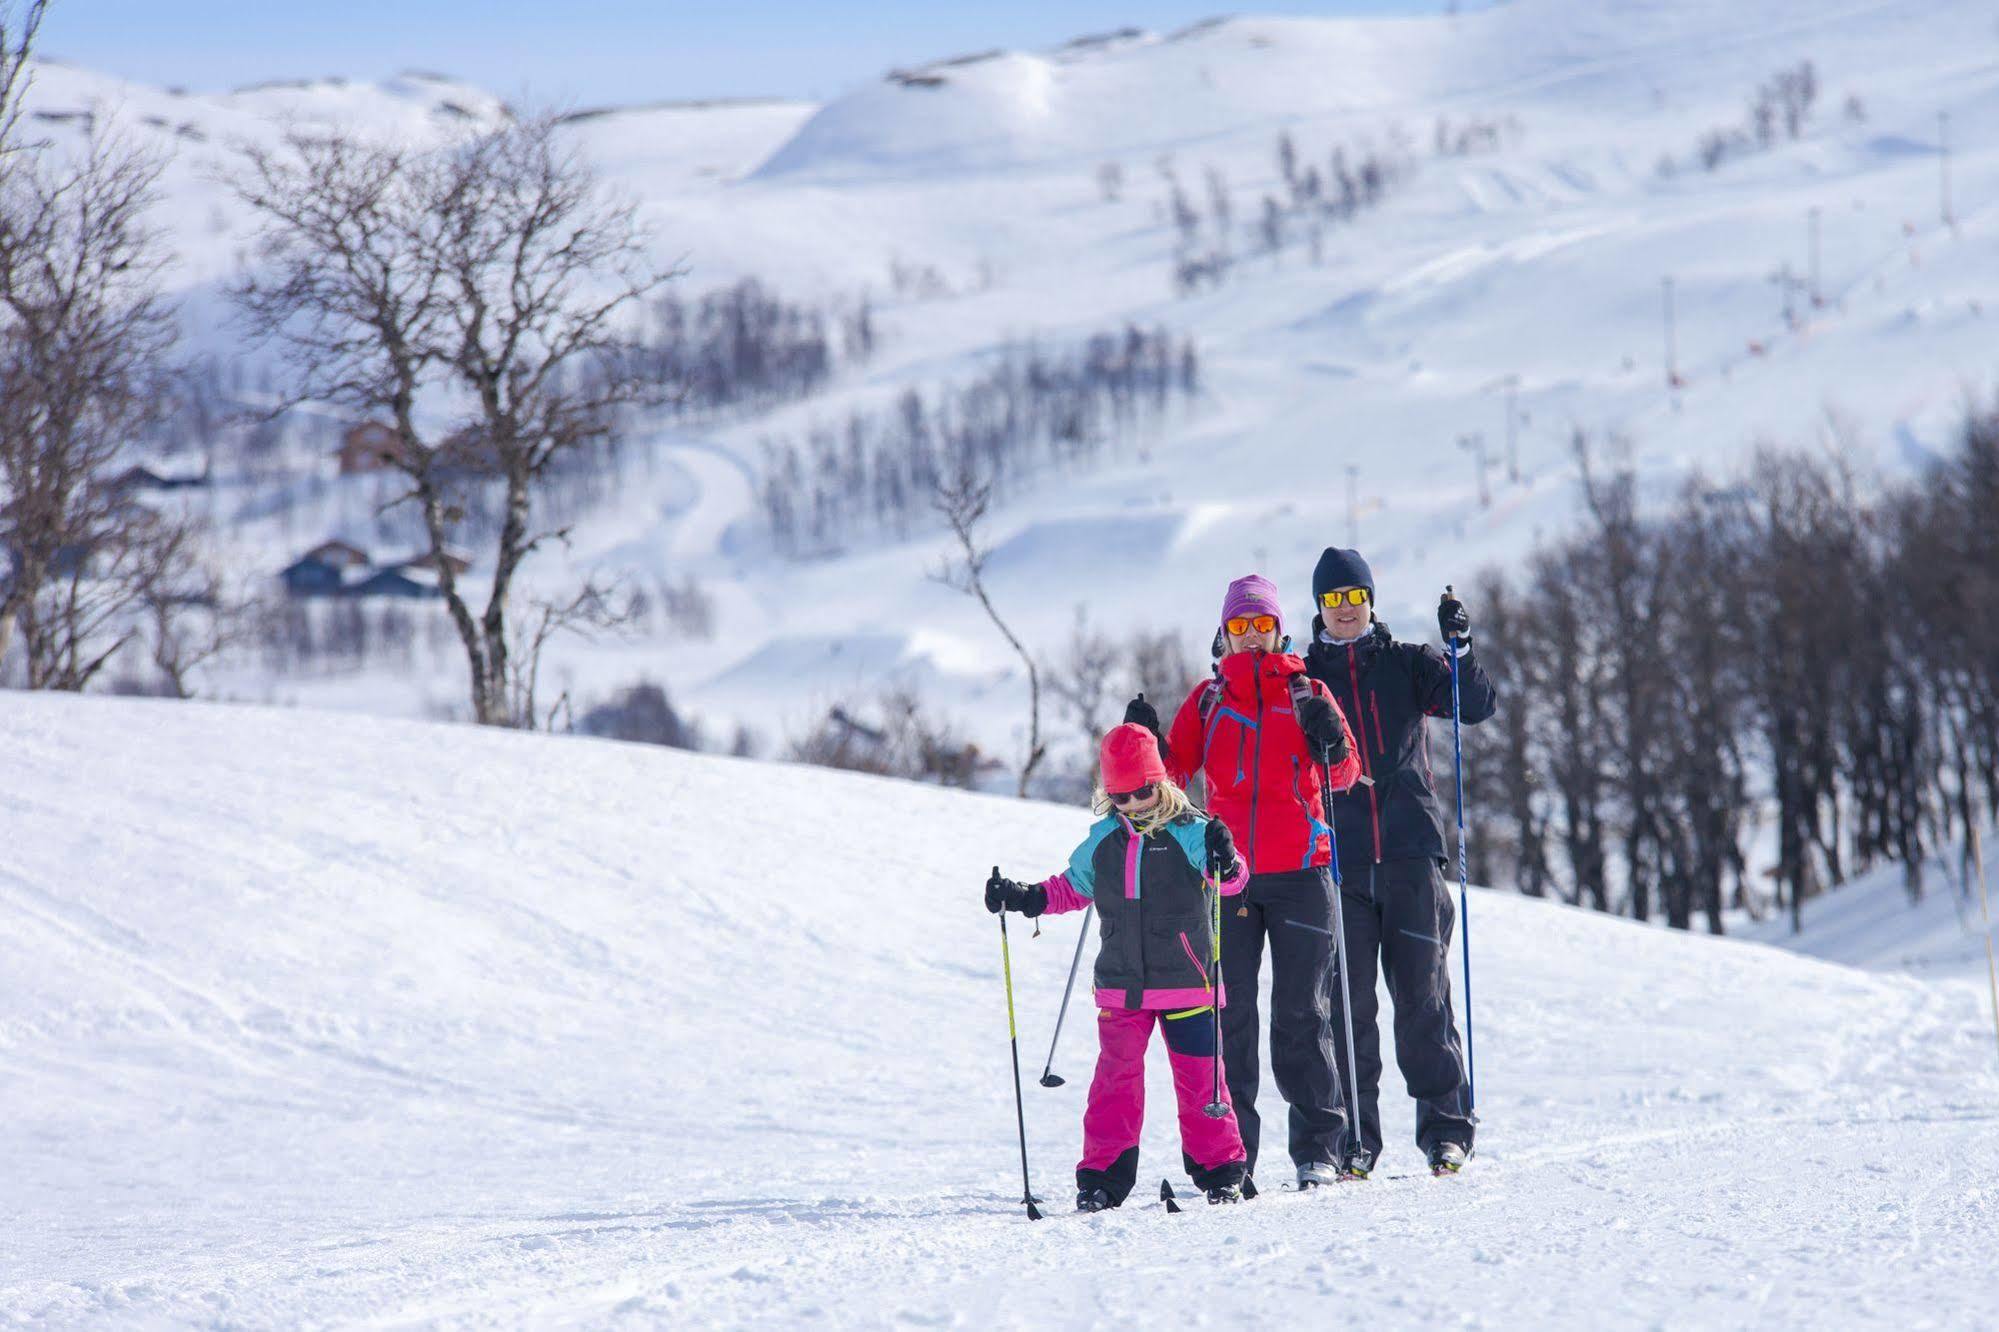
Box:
[1195,675,1222,773]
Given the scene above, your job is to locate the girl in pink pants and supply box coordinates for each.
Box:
[984,724,1250,1209]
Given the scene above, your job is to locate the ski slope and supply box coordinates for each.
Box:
[21,0,1999,767]
[3,693,1996,1327]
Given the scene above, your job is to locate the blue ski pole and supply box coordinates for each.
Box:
[1445,586,1476,1113]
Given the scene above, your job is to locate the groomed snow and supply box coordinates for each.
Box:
[3,694,1995,1326]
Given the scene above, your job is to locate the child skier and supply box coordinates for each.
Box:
[984,723,1251,1210]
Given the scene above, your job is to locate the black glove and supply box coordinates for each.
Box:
[1204,819,1241,877]
[1297,692,1351,766]
[1123,693,1163,746]
[1438,590,1471,646]
[984,866,1046,917]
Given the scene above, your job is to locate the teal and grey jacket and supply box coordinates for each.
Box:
[1037,810,1248,1011]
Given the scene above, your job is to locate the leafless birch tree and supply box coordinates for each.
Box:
[231,115,679,724]
[1,127,193,689]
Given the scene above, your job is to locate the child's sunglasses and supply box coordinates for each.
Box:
[1108,784,1157,805]
[1319,587,1371,608]
[1224,614,1278,636]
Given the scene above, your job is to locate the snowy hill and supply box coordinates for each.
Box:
[3,693,1996,1325]
[1745,851,1999,982]
[19,0,1999,774]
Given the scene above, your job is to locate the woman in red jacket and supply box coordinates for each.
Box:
[1124,574,1363,1189]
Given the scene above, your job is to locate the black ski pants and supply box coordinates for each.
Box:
[1327,856,1475,1168]
[1219,867,1349,1177]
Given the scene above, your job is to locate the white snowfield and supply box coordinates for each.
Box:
[3,694,1996,1327]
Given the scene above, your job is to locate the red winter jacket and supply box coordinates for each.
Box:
[1160,650,1363,875]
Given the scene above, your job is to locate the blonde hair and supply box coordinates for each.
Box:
[1092,775,1204,835]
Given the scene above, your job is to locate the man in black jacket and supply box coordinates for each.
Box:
[1303,547,1497,1177]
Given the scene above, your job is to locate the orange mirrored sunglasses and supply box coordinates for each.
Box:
[1225,614,1279,636]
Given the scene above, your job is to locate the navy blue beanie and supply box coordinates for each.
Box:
[1312,547,1374,601]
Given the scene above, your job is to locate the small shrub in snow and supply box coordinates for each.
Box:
[579,680,704,751]
[788,687,986,788]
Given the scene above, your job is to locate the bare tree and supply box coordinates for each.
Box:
[0,1,48,165]
[1,129,190,688]
[1046,604,1120,749]
[930,462,1045,796]
[144,538,235,698]
[230,115,681,724]
[789,685,981,788]
[1466,398,1999,934]
[508,575,639,731]
[1126,625,1198,709]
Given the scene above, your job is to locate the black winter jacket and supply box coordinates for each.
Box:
[1302,619,1497,866]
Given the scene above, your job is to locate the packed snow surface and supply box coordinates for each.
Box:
[3,694,1996,1326]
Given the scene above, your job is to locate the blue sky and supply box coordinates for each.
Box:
[39,1,1462,106]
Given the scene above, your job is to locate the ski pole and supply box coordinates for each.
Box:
[1321,757,1366,1164]
[1038,905,1093,1087]
[993,869,1043,1220]
[1203,871,1227,1118]
[1446,586,1477,1112]
[1974,826,1999,1069]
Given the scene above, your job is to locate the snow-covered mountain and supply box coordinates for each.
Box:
[2,691,1994,1324]
[16,0,1999,760]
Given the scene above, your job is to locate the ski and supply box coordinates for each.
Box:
[1160,1179,1182,1213]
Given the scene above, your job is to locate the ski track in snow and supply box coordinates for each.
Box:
[3,694,1997,1327]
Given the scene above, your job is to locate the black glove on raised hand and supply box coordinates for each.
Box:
[1297,692,1351,766]
[1123,693,1163,746]
[1204,818,1241,878]
[984,867,1047,917]
[1438,590,1471,646]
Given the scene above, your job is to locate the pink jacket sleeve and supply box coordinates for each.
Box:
[1037,873,1092,916]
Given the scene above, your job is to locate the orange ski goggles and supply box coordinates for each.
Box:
[1224,614,1279,637]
